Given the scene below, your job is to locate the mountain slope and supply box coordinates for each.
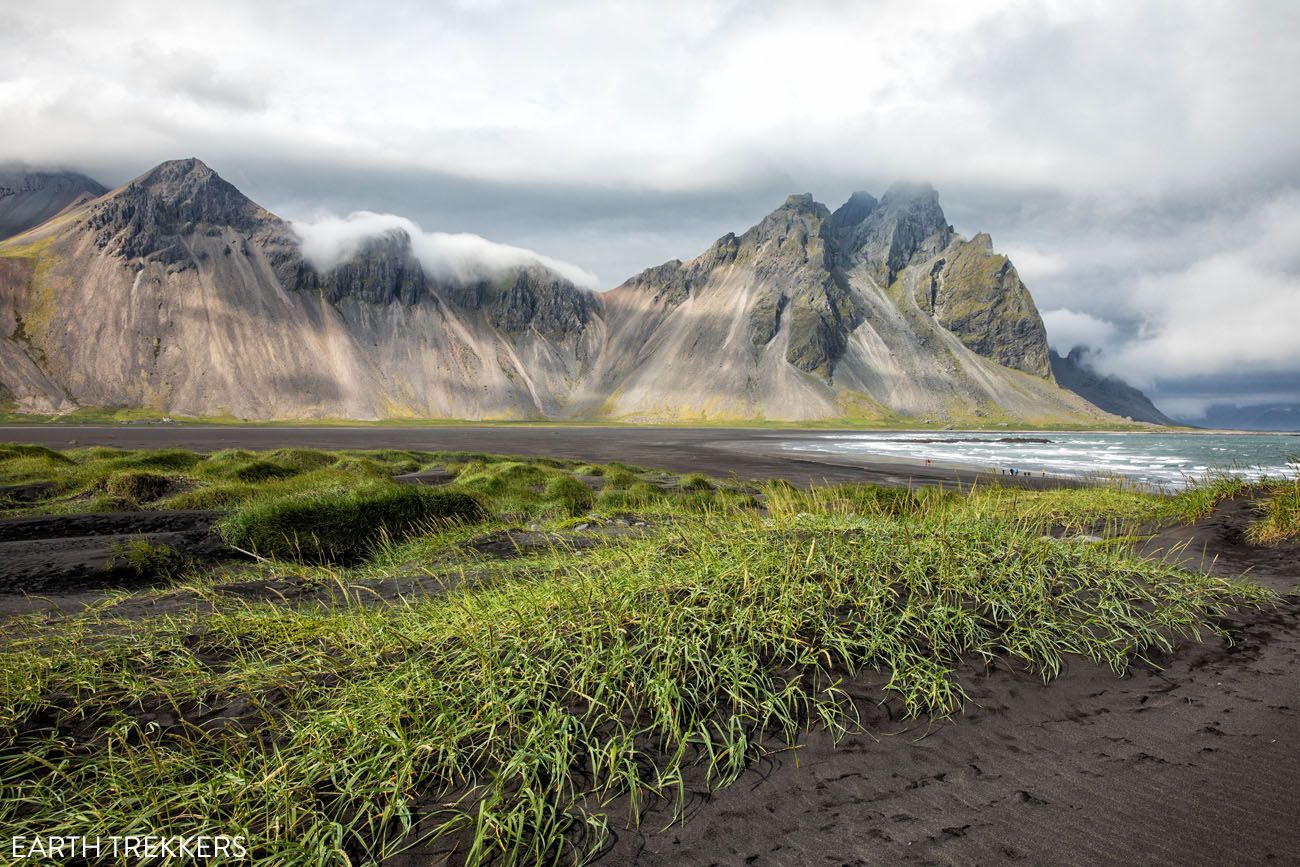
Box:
[1050,348,1176,426]
[0,159,600,419]
[0,160,1128,425]
[0,169,107,241]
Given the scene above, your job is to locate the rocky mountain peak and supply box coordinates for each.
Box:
[746,194,832,255]
[832,181,952,283]
[86,158,267,264]
[879,180,938,206]
[828,191,879,232]
[120,158,262,228]
[781,193,821,211]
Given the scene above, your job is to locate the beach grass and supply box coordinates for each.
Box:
[0,445,1281,864]
[1248,477,1300,544]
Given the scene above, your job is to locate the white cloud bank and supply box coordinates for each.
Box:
[1037,189,1300,394]
[290,212,600,290]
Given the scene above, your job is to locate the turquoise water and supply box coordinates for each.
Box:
[781,432,1300,489]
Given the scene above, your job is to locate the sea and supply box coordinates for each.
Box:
[779,431,1300,490]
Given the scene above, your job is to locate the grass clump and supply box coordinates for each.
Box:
[679,472,713,492]
[543,475,593,517]
[104,471,175,504]
[1249,479,1300,544]
[601,468,637,489]
[107,539,186,579]
[228,459,299,483]
[597,480,663,510]
[219,481,487,563]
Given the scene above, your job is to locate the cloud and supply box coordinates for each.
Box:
[290,211,600,290]
[3,1,1298,194]
[1083,191,1300,387]
[1041,309,1118,355]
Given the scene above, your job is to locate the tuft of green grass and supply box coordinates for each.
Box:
[602,468,636,489]
[679,472,713,492]
[1249,479,1300,544]
[219,481,487,563]
[543,475,594,517]
[104,471,175,504]
[228,459,299,483]
[597,480,663,510]
[107,539,186,579]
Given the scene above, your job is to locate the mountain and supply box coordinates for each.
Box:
[0,169,107,241]
[0,159,600,418]
[1049,348,1176,426]
[577,185,1103,423]
[0,159,1126,425]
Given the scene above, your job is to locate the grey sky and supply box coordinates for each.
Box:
[3,0,1298,416]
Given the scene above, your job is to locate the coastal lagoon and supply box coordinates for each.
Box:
[780,431,1300,488]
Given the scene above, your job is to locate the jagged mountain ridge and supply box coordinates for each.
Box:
[0,158,1125,424]
[0,169,107,241]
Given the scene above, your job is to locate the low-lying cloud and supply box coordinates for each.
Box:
[1041,309,1118,357]
[290,212,600,290]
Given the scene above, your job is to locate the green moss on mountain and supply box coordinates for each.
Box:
[927,236,1052,377]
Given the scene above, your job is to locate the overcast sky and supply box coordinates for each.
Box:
[3,0,1298,417]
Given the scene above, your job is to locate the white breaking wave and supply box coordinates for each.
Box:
[780,432,1300,489]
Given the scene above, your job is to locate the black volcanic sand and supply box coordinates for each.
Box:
[0,510,225,603]
[2,427,1298,865]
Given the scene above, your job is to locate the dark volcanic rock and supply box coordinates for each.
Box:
[273,230,433,306]
[833,182,954,284]
[620,259,693,307]
[618,233,741,311]
[929,240,1052,377]
[87,158,265,264]
[741,194,864,376]
[491,267,600,337]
